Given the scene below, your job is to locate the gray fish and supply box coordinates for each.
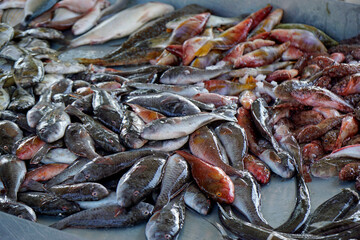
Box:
[92,88,124,133]
[215,122,248,170]
[13,54,44,88]
[116,155,167,208]
[23,0,59,25]
[119,110,147,149]
[44,61,87,74]
[7,87,35,112]
[141,112,233,141]
[154,154,190,212]
[64,123,99,160]
[26,90,52,128]
[160,66,229,85]
[18,191,80,216]
[36,103,71,143]
[73,150,161,183]
[146,193,186,240]
[0,110,34,133]
[0,44,27,61]
[0,197,36,222]
[142,136,189,152]
[125,92,200,117]
[76,191,117,210]
[49,182,109,201]
[184,183,212,215]
[65,105,124,153]
[50,202,153,230]
[0,85,10,111]
[71,94,93,114]
[49,78,73,96]
[18,36,50,49]
[30,139,64,164]
[0,23,13,50]
[0,155,26,201]
[0,120,23,153]
[34,74,63,96]
[41,148,78,164]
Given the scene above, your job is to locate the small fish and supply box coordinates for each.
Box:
[248,8,283,38]
[331,73,360,96]
[311,157,360,178]
[339,162,360,181]
[0,110,34,133]
[127,103,165,124]
[30,139,64,164]
[193,93,238,107]
[203,80,256,96]
[119,110,147,149]
[141,136,189,152]
[23,0,58,25]
[116,155,167,208]
[184,183,212,215]
[0,155,26,201]
[167,14,241,29]
[15,135,45,160]
[54,0,97,14]
[146,193,185,240]
[0,197,36,221]
[13,54,44,88]
[50,201,153,229]
[70,2,174,48]
[323,63,360,78]
[154,153,190,211]
[243,154,271,184]
[40,148,78,164]
[334,115,358,150]
[7,87,35,112]
[1,8,24,27]
[76,191,117,209]
[44,61,87,74]
[0,120,23,153]
[18,191,80,216]
[19,28,65,41]
[49,182,109,201]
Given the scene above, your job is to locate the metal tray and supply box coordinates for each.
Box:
[1,0,360,239]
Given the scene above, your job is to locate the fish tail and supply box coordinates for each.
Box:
[49,219,68,230]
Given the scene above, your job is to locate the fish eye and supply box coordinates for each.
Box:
[3,146,8,150]
[85,174,90,179]
[164,234,172,240]
[92,191,98,196]
[143,210,149,215]
[216,192,222,197]
[18,215,24,219]
[133,190,139,196]
[61,206,69,211]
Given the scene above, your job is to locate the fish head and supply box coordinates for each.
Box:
[138,202,154,218]
[206,177,235,204]
[145,211,179,240]
[89,184,110,200]
[116,183,142,208]
[73,168,93,183]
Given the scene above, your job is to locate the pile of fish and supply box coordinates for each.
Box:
[1,0,360,239]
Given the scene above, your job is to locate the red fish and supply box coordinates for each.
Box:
[339,162,360,181]
[16,136,46,160]
[334,115,359,150]
[248,8,283,38]
[203,80,256,96]
[243,154,270,184]
[22,163,69,187]
[245,4,273,30]
[331,73,360,96]
[127,103,165,124]
[265,69,298,82]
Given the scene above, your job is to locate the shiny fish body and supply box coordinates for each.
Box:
[0,197,36,222]
[0,120,23,153]
[49,182,109,201]
[0,23,13,50]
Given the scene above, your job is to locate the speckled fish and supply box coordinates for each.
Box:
[18,192,80,216]
[73,150,160,183]
[243,154,271,184]
[125,92,200,117]
[310,157,360,178]
[23,0,59,25]
[15,135,45,160]
[141,112,234,141]
[44,61,87,74]
[146,193,185,240]
[0,155,26,201]
[215,122,248,170]
[116,155,167,208]
[49,182,109,201]
[0,120,23,153]
[64,123,99,160]
[184,183,212,215]
[176,150,234,204]
[159,66,229,85]
[0,197,36,221]
[119,110,147,149]
[141,136,189,152]
[50,201,153,230]
[92,88,124,132]
[65,105,124,153]
[154,154,190,212]
[13,54,44,88]
[70,2,174,48]
[0,23,13,50]
[7,87,35,112]
[36,103,70,143]
[41,148,78,164]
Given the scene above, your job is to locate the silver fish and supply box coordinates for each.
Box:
[184,183,212,215]
[44,61,87,74]
[7,87,35,112]
[76,191,117,210]
[23,0,59,25]
[0,44,27,61]
[141,136,189,152]
[41,148,78,164]
[166,14,241,29]
[13,54,44,88]
[0,120,23,153]
[26,90,52,128]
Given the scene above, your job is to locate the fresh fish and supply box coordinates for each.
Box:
[192,93,238,108]
[0,155,26,201]
[141,136,189,152]
[36,103,70,143]
[7,87,35,112]
[176,150,234,204]
[0,84,10,111]
[15,135,45,160]
[51,7,81,22]
[0,110,34,133]
[119,110,147,149]
[127,103,165,124]
[339,162,360,181]
[26,92,53,128]
[19,28,65,41]
[146,193,186,240]
[54,0,97,14]
[73,150,160,183]
[100,0,128,19]
[141,112,233,141]
[203,79,256,96]
[154,154,190,212]
[0,120,23,153]
[41,148,78,164]
[334,115,358,150]
[49,182,109,201]
[23,0,58,25]
[18,192,80,216]
[215,122,248,170]
[0,197,36,222]
[34,74,63,96]
[92,88,124,132]
[125,92,200,117]
[166,14,242,29]
[64,123,99,160]
[159,66,229,85]
[70,2,174,48]
[0,1,26,10]
[116,155,167,208]
[76,191,117,209]
[35,15,83,31]
[248,8,283,38]
[44,61,87,74]
[304,188,359,233]
[184,183,212,215]
[50,201,153,230]
[30,139,63,164]
[64,105,124,153]
[0,23,13,50]
[243,154,271,184]
[311,157,360,178]
[13,54,44,88]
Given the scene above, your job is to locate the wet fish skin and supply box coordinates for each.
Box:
[154,154,190,212]
[76,191,117,210]
[40,148,78,164]
[65,105,124,153]
[310,157,360,178]
[23,0,59,25]
[7,87,35,112]
[49,182,109,201]
[13,54,44,88]
[50,201,153,230]
[36,103,70,143]
[0,120,23,153]
[119,110,147,149]
[184,183,212,215]
[30,139,63,164]
[0,197,36,222]
[44,61,86,74]
[26,91,52,129]
[100,0,129,19]
[0,110,34,133]
[141,136,189,152]
[146,193,186,240]
[116,155,167,208]
[64,123,99,160]
[18,192,80,216]
[15,135,45,160]
[0,155,26,201]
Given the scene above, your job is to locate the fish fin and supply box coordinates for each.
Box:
[194,40,215,57]
[114,208,124,218]
[165,45,183,58]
